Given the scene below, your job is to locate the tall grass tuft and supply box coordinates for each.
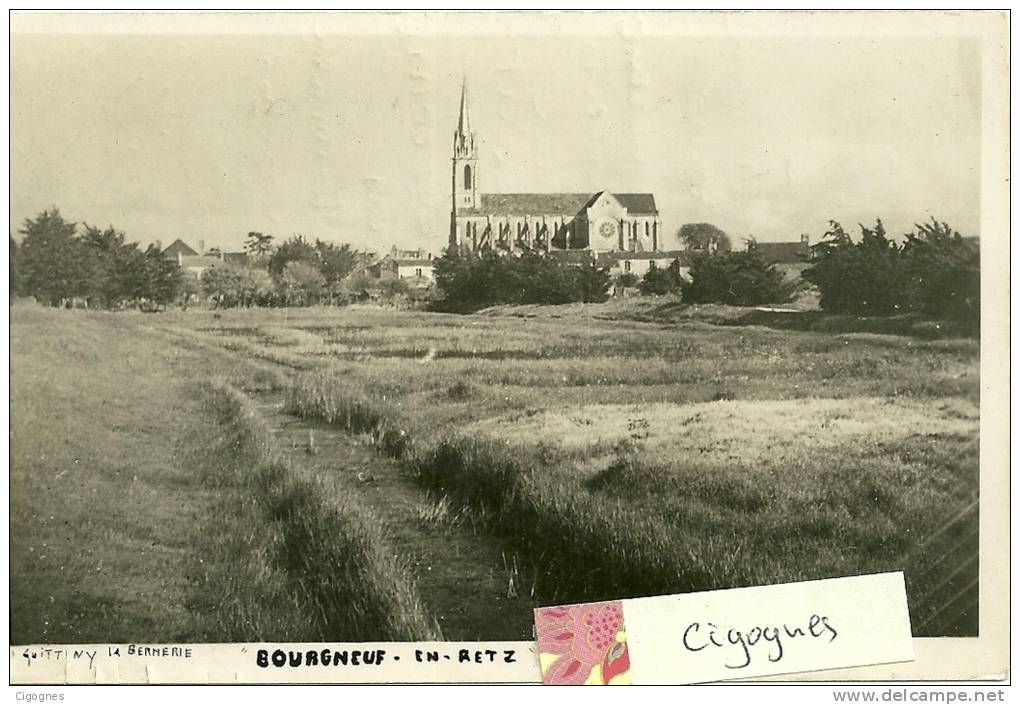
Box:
[413,437,714,604]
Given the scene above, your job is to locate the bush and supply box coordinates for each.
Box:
[681,250,795,305]
[279,261,325,306]
[802,220,902,316]
[433,248,611,310]
[802,218,979,322]
[201,263,274,308]
[574,262,612,304]
[615,272,639,288]
[638,264,680,296]
[900,219,979,321]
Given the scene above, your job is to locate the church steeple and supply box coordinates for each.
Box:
[453,79,476,159]
[452,78,479,219]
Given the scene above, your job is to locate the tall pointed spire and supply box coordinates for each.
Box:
[457,78,472,137]
[454,77,476,158]
[451,76,479,219]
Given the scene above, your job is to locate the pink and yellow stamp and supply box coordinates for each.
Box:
[534,600,631,685]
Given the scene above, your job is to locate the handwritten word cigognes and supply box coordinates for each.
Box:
[682,614,838,669]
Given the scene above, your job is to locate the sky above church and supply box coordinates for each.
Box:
[11,13,983,254]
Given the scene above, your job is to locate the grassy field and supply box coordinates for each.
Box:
[11,300,980,641]
[10,306,229,642]
[162,302,978,636]
[10,305,436,642]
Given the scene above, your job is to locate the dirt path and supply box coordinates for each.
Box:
[247,392,538,641]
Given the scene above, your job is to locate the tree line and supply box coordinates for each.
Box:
[802,218,979,320]
[432,217,978,321]
[10,209,182,309]
[8,209,412,310]
[433,249,611,312]
[11,208,978,322]
[201,232,373,308]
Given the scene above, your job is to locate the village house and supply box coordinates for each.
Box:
[546,249,692,281]
[161,239,248,277]
[373,247,436,285]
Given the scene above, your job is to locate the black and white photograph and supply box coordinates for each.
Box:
[7,9,1009,684]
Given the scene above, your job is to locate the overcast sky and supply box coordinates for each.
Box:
[11,15,982,254]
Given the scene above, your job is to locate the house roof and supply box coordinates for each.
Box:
[753,241,810,264]
[391,246,432,259]
[178,255,223,268]
[472,192,658,217]
[546,249,690,267]
[393,258,435,267]
[222,252,249,265]
[595,250,692,266]
[547,250,597,265]
[162,238,197,257]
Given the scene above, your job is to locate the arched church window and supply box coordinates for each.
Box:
[464,165,472,190]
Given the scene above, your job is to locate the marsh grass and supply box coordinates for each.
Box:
[409,431,977,632]
[193,381,440,641]
[154,304,980,636]
[414,495,466,530]
[270,307,979,634]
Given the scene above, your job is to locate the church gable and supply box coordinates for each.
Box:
[585,191,628,220]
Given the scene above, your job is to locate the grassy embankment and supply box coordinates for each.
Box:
[11,306,219,643]
[195,381,439,641]
[11,305,436,643]
[181,304,978,635]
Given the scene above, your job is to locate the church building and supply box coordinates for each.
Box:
[448,82,663,257]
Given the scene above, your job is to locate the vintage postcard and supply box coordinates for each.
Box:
[7,10,1009,685]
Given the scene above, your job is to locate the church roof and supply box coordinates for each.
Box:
[474,192,658,216]
[613,193,658,215]
[478,193,591,215]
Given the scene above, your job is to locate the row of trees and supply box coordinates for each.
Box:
[629,216,979,320]
[634,250,797,305]
[433,249,611,311]
[803,218,979,320]
[11,210,183,308]
[206,233,426,308]
[199,261,417,308]
[9,210,392,310]
[12,208,978,321]
[207,233,367,307]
